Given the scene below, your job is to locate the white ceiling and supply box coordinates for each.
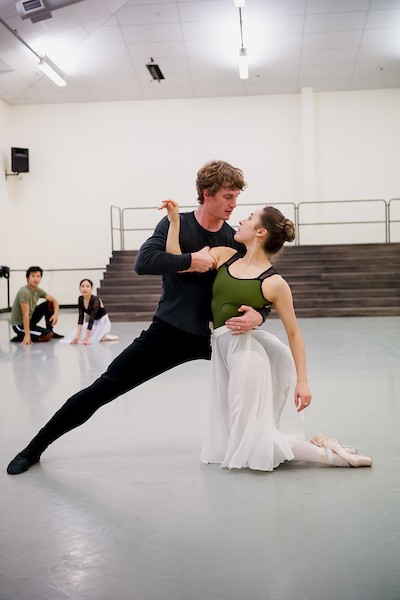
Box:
[0,0,400,105]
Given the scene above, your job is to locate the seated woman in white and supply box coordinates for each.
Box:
[62,279,118,345]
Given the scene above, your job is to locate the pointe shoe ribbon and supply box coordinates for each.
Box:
[311,433,357,455]
[310,433,372,468]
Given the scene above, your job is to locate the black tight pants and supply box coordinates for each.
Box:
[12,300,55,342]
[30,318,211,452]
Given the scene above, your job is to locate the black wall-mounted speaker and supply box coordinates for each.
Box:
[11,148,29,173]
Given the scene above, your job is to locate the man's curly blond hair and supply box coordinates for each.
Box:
[196,160,246,204]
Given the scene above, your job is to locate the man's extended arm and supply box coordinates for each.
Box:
[135,217,191,275]
[135,216,214,275]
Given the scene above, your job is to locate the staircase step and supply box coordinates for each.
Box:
[294,297,400,308]
[99,286,162,295]
[109,311,154,322]
[101,243,400,321]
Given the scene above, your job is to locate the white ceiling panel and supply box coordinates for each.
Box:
[245,0,306,18]
[353,60,400,76]
[84,74,139,90]
[83,25,126,44]
[299,63,354,79]
[127,41,186,59]
[301,78,351,91]
[261,48,300,67]
[307,0,371,13]
[358,44,400,61]
[302,31,363,51]
[117,3,179,25]
[351,75,400,89]
[122,23,182,42]
[0,0,398,105]
[263,33,303,52]
[80,43,131,60]
[253,65,299,81]
[370,0,400,7]
[84,16,113,35]
[365,8,400,28]
[178,1,235,22]
[301,48,359,66]
[38,9,86,34]
[258,14,305,35]
[70,0,112,22]
[361,27,400,45]
[181,20,231,41]
[305,12,368,33]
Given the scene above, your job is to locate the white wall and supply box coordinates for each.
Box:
[1,88,399,306]
[0,99,13,261]
[304,89,400,246]
[0,100,14,309]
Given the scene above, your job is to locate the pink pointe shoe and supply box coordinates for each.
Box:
[311,433,373,468]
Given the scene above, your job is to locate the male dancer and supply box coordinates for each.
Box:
[10,266,63,344]
[7,160,266,475]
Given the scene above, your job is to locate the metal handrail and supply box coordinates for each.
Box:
[120,201,297,249]
[110,199,400,250]
[297,199,388,244]
[121,204,196,251]
[388,198,400,243]
[110,205,122,251]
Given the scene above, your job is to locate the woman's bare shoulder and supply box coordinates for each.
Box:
[209,246,237,268]
[262,273,291,301]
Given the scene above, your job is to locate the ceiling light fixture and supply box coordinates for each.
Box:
[38,55,66,87]
[234,0,245,7]
[146,58,165,82]
[15,0,86,24]
[236,3,248,79]
[239,47,248,80]
[0,16,66,86]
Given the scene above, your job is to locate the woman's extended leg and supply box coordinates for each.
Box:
[291,438,372,468]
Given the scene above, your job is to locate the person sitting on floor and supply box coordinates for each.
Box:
[62,278,118,345]
[11,266,63,345]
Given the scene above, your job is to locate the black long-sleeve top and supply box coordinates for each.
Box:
[134,212,244,336]
[78,295,107,330]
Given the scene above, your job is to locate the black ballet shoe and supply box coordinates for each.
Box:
[7,449,41,475]
[51,332,64,339]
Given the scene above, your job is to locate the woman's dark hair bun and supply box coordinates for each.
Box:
[283,219,295,243]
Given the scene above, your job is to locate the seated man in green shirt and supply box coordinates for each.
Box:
[11,266,64,344]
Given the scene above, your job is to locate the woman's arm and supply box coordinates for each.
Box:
[262,276,312,412]
[159,200,220,272]
[134,216,192,275]
[159,199,182,254]
[160,201,235,266]
[71,296,84,344]
[81,296,101,345]
[71,324,82,344]
[135,210,213,275]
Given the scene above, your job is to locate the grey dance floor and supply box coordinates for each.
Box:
[0,310,399,600]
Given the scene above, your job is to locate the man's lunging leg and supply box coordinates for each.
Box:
[7,319,210,475]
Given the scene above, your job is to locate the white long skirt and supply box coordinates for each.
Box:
[200,326,305,471]
[61,314,112,345]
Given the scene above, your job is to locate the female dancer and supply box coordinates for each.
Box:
[161,200,372,470]
[62,279,118,345]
